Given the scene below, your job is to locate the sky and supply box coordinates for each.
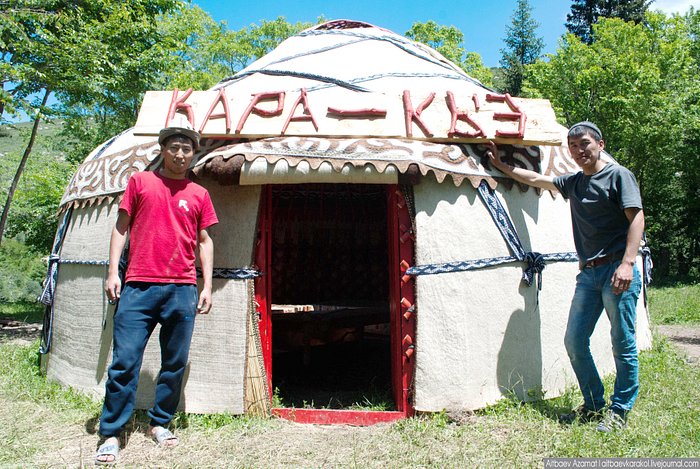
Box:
[3,0,698,123]
[194,0,700,68]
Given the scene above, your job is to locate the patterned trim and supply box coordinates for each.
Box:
[54,259,261,280]
[199,267,263,280]
[60,134,576,209]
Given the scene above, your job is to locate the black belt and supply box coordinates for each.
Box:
[581,252,624,269]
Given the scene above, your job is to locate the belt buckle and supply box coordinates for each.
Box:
[585,255,608,269]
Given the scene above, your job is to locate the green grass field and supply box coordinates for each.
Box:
[648,283,700,325]
[0,282,698,466]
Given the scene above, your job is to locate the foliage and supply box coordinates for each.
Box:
[0,340,101,413]
[405,20,494,87]
[566,0,653,44]
[526,11,700,279]
[0,0,186,244]
[0,238,44,303]
[648,282,700,325]
[0,120,76,251]
[160,13,315,91]
[5,151,73,251]
[498,0,544,96]
[1,0,184,124]
[0,300,43,323]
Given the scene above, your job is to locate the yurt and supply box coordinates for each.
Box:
[40,20,652,424]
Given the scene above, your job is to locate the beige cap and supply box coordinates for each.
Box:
[159,115,200,149]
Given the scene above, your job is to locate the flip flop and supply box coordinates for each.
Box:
[151,426,178,447]
[95,439,119,465]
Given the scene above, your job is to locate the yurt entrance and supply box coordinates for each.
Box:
[254,184,415,424]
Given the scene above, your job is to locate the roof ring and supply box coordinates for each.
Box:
[311,19,377,30]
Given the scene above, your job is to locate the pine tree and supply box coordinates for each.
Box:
[566,0,653,44]
[499,0,544,96]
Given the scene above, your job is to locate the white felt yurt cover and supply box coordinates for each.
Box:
[46,19,652,415]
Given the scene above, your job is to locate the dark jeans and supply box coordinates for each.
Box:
[99,282,197,437]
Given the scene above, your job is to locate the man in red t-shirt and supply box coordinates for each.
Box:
[95,121,218,465]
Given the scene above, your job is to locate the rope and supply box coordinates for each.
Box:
[41,247,260,351]
[476,180,525,261]
[217,27,492,92]
[408,180,579,293]
[198,267,263,280]
[407,255,519,276]
[523,252,545,290]
[54,259,262,280]
[220,69,370,92]
[295,29,484,84]
[57,259,110,266]
[234,38,369,72]
[640,246,653,286]
[87,127,132,161]
[407,252,578,278]
[38,208,73,354]
[304,72,485,93]
[640,244,653,308]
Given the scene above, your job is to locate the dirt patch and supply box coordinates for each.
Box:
[655,325,700,364]
[0,319,41,347]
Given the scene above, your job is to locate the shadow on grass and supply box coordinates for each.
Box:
[86,408,191,449]
[0,301,45,323]
[475,386,582,425]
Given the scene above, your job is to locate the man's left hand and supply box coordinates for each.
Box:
[611,262,634,295]
[197,289,212,314]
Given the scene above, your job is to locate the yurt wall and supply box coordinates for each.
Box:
[45,201,121,399]
[174,182,261,414]
[46,182,261,414]
[411,172,615,411]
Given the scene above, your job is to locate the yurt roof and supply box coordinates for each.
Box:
[60,19,578,209]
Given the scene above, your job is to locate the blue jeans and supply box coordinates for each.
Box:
[564,261,641,414]
[99,282,197,437]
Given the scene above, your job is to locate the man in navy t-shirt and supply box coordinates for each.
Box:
[487,122,644,432]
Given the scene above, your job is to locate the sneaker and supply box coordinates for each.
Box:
[596,408,627,432]
[558,405,604,424]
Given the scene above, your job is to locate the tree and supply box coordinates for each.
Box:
[161,14,315,91]
[0,0,184,244]
[5,144,73,252]
[405,21,493,87]
[1,5,315,251]
[527,11,700,278]
[566,0,653,44]
[499,0,544,96]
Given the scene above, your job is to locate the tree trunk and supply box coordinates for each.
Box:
[0,88,51,245]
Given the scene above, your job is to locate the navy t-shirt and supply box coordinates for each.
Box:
[553,163,642,262]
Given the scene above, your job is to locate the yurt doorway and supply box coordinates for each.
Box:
[254,184,415,424]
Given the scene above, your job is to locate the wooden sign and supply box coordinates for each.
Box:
[134,87,563,145]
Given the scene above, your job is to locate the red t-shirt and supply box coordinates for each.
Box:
[120,171,218,284]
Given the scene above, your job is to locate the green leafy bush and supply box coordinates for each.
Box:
[0,239,45,303]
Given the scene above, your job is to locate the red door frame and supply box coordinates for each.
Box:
[254,185,273,394]
[253,184,416,425]
[387,185,417,417]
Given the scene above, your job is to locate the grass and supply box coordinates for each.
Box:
[0,281,698,466]
[0,336,698,466]
[0,119,65,157]
[0,300,45,323]
[0,337,700,467]
[647,282,700,324]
